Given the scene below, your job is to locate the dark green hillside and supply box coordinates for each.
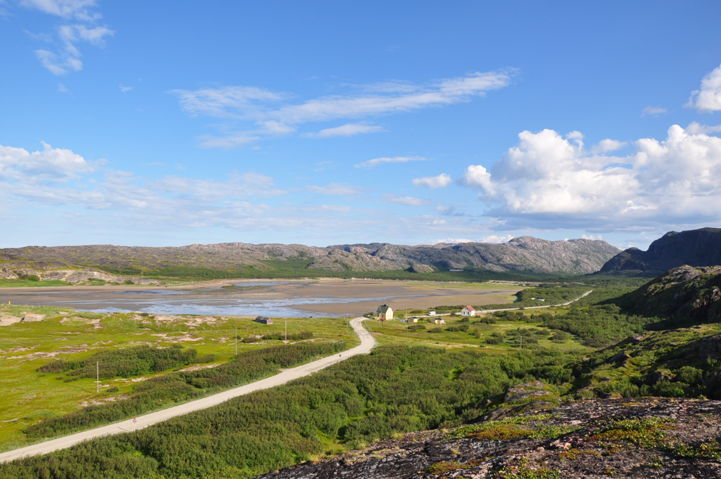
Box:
[569,324,721,399]
[614,265,721,326]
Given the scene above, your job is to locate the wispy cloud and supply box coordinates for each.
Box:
[22,0,112,75]
[173,70,515,148]
[173,86,284,118]
[641,105,667,117]
[307,183,361,195]
[387,196,424,206]
[21,0,99,20]
[412,173,452,189]
[307,123,383,138]
[686,122,721,134]
[354,155,428,168]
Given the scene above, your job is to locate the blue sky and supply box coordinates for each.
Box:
[2,1,721,249]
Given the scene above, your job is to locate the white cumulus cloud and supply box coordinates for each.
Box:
[592,138,626,153]
[462,124,721,229]
[688,63,721,112]
[0,141,94,181]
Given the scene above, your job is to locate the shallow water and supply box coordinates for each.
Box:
[85,295,401,317]
[0,281,420,317]
[0,279,515,318]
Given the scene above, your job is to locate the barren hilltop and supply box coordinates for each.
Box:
[0,237,619,279]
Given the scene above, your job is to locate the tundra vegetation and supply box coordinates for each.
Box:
[1,272,720,478]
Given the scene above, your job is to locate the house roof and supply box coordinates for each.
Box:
[463,305,476,310]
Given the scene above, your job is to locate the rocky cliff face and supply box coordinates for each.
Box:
[601,227,721,274]
[256,398,721,479]
[0,237,620,276]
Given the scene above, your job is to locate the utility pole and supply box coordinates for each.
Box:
[96,361,100,394]
[234,324,238,356]
[284,320,288,342]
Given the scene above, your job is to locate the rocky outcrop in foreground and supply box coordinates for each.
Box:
[257,398,721,479]
[601,227,721,274]
[0,237,620,276]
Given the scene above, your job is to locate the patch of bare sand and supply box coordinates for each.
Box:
[178,363,221,372]
[7,345,90,361]
[80,396,129,408]
[61,316,101,329]
[0,313,47,326]
[151,333,201,343]
[0,316,22,326]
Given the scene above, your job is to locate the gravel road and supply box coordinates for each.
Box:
[0,316,375,464]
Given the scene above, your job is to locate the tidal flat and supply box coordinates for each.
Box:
[0,278,521,317]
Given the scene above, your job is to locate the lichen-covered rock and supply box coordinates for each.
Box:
[256,399,721,479]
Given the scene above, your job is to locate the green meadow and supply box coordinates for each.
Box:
[0,304,356,451]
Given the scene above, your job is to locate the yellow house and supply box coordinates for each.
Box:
[376,304,394,320]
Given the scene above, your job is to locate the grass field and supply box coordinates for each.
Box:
[365,315,591,354]
[0,279,70,287]
[0,304,356,451]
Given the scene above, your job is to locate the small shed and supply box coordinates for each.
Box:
[376,304,394,321]
[460,305,476,317]
[254,316,273,325]
[434,318,446,325]
[428,310,437,316]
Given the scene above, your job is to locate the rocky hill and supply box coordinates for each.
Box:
[601,227,721,274]
[615,265,721,324]
[0,237,619,277]
[257,398,721,479]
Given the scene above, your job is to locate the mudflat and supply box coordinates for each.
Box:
[0,278,521,317]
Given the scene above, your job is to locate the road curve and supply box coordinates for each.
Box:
[0,316,376,464]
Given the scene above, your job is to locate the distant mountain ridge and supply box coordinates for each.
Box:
[0,236,620,277]
[601,227,721,274]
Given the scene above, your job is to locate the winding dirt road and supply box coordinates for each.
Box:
[0,316,375,464]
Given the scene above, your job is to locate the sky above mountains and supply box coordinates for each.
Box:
[2,0,721,249]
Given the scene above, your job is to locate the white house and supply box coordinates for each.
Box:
[434,318,446,325]
[460,305,476,317]
[376,304,394,320]
[428,310,437,316]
